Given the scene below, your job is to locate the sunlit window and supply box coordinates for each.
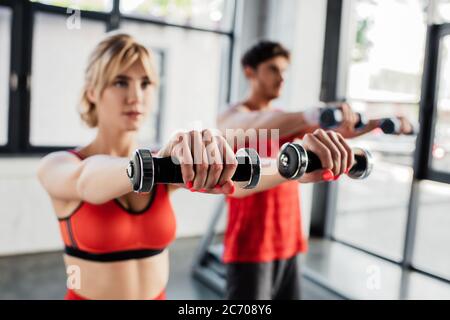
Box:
[30,0,113,12]
[120,0,235,31]
[437,0,450,23]
[347,0,427,103]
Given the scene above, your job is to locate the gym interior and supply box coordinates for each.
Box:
[0,0,449,300]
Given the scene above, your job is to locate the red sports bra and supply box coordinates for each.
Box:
[58,149,177,262]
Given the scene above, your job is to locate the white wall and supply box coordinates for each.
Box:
[0,159,61,256]
[232,0,328,111]
[270,0,328,237]
[284,0,328,110]
[241,0,328,237]
[0,0,328,256]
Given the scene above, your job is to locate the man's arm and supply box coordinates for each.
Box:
[336,119,381,138]
[217,105,319,139]
[336,116,416,139]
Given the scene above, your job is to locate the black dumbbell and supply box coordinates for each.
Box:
[379,118,416,135]
[320,106,416,135]
[319,107,367,130]
[127,148,261,193]
[278,143,373,180]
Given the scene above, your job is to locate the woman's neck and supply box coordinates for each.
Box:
[86,128,138,158]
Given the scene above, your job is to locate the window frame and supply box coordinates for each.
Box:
[0,2,13,149]
[423,24,450,184]
[0,0,237,156]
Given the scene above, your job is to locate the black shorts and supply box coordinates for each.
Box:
[225,255,300,300]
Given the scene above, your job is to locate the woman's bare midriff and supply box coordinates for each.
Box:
[52,161,176,300]
[64,250,169,300]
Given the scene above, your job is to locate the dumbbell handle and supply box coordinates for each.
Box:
[128,148,261,193]
[305,151,369,176]
[154,156,254,184]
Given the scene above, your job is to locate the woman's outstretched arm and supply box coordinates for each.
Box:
[38,152,132,205]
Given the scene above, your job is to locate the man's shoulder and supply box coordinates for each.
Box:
[218,102,249,119]
[227,102,251,114]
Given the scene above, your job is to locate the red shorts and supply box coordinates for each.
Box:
[64,289,167,300]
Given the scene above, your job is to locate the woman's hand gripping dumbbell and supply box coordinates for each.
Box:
[277,129,373,182]
[126,130,261,194]
[226,129,371,199]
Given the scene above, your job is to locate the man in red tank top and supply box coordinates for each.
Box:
[217,41,363,300]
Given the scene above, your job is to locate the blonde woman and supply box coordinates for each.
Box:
[37,33,354,300]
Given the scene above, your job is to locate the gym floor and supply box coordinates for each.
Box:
[0,237,340,300]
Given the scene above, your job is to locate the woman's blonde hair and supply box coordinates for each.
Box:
[80,33,158,128]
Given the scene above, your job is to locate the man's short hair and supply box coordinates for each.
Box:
[241,41,291,69]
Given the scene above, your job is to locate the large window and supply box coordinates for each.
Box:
[431,35,450,173]
[30,13,106,147]
[318,0,450,290]
[409,23,450,282]
[333,0,427,260]
[0,7,11,146]
[346,0,426,103]
[312,0,450,297]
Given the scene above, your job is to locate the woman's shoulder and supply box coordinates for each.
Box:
[38,149,84,173]
[45,149,79,160]
[65,148,86,160]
